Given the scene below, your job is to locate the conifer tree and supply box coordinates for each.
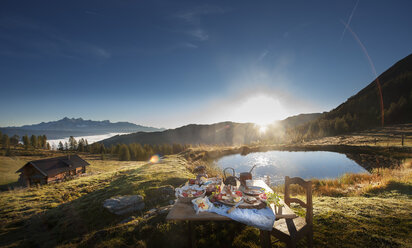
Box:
[10,135,19,147]
[58,141,64,151]
[2,134,10,148]
[23,135,30,149]
[41,135,47,148]
[30,135,37,148]
[119,144,131,161]
[69,136,77,150]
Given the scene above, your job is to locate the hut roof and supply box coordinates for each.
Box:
[16,155,89,177]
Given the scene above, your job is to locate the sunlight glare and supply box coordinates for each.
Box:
[232,94,289,125]
[258,125,267,134]
[150,154,160,163]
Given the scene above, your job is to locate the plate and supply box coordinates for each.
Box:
[242,186,265,196]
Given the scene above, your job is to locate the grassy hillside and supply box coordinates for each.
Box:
[0,156,29,186]
[0,155,192,247]
[0,153,411,247]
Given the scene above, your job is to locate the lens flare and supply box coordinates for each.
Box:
[258,125,267,134]
[150,154,160,163]
[341,20,384,127]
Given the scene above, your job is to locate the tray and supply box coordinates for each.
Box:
[215,199,266,209]
[241,186,265,196]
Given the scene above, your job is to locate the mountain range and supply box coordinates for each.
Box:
[0,117,164,139]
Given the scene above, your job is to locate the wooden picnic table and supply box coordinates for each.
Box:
[166,180,297,248]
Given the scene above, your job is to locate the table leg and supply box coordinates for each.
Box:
[260,230,271,248]
[187,221,196,248]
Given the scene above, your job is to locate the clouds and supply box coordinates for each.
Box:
[173,5,225,47]
[0,15,111,61]
[175,5,225,24]
[187,28,209,41]
[257,50,269,62]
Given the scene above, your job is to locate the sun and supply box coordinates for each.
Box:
[232,94,290,126]
[258,125,268,134]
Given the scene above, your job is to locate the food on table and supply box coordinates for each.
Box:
[194,197,210,210]
[199,176,207,182]
[188,179,197,185]
[242,186,265,196]
[243,196,258,204]
[181,188,205,198]
[259,193,268,200]
[176,185,206,203]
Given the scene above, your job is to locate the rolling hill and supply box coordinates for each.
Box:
[100,113,322,147]
[101,122,260,146]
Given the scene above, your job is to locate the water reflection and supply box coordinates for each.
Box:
[216,151,368,185]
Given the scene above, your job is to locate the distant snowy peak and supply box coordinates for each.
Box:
[14,117,158,131]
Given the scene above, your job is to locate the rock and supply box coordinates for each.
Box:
[119,216,137,224]
[103,195,145,215]
[169,200,175,205]
[147,208,157,215]
[145,185,175,203]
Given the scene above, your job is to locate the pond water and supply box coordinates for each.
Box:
[216,151,368,185]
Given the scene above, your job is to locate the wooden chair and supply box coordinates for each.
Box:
[271,176,313,248]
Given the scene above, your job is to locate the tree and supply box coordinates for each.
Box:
[58,141,64,151]
[46,142,51,150]
[10,135,19,146]
[64,142,69,151]
[41,135,47,148]
[2,134,10,148]
[100,143,106,154]
[77,138,85,152]
[30,135,37,148]
[23,135,30,149]
[69,136,77,150]
[119,144,131,161]
[82,139,89,152]
[37,135,43,148]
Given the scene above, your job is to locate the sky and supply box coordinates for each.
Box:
[1,0,411,128]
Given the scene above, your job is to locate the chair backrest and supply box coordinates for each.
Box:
[284,176,313,225]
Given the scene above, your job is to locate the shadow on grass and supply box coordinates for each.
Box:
[0,181,19,191]
[365,180,412,197]
[0,166,196,248]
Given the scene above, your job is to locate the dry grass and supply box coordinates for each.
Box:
[0,154,194,247]
[1,151,412,247]
[269,159,412,198]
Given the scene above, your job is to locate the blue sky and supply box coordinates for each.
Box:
[1,0,411,128]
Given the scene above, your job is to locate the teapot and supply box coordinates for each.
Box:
[223,167,239,186]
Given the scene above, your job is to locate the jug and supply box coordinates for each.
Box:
[223,167,238,186]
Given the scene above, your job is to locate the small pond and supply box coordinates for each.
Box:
[216,151,368,185]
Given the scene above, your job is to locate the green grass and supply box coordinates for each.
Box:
[0,156,31,186]
[0,154,194,247]
[1,153,412,247]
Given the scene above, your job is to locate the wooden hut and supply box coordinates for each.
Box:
[16,155,89,186]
